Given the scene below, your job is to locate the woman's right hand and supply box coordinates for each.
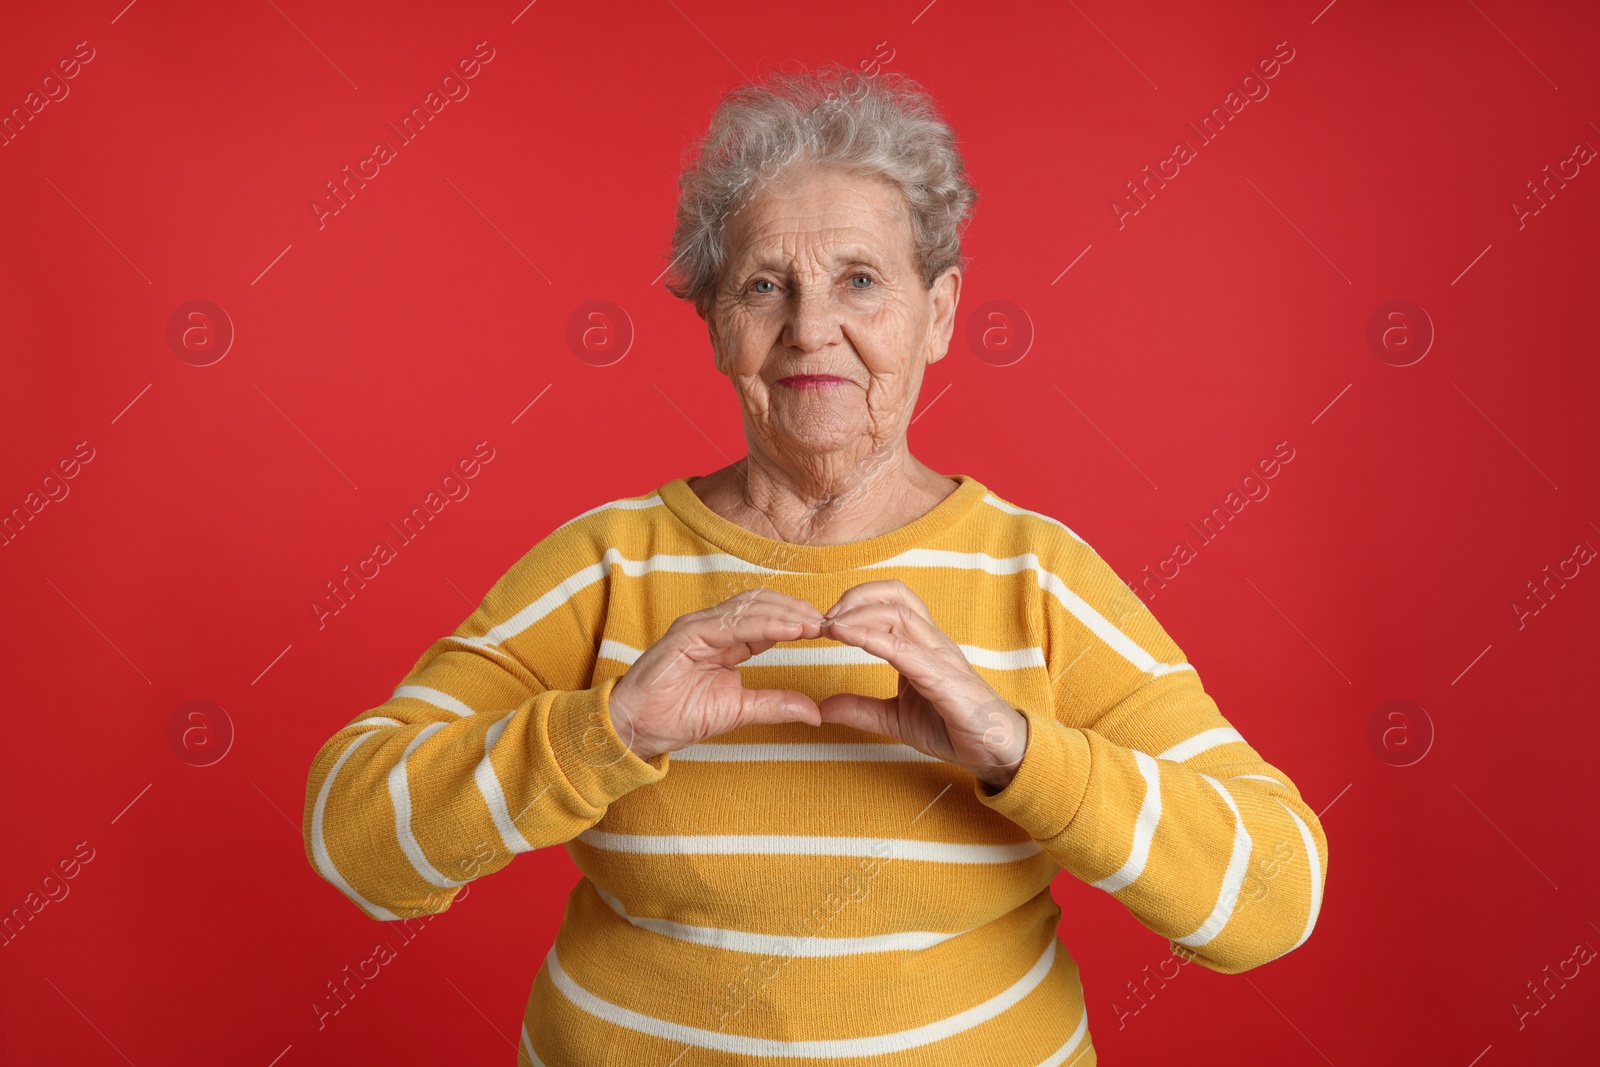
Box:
[607,588,827,761]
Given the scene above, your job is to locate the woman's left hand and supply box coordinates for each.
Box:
[815,579,1029,791]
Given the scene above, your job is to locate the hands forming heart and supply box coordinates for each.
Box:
[607,579,1029,790]
[816,579,1029,792]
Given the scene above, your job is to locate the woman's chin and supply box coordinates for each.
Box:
[771,430,865,460]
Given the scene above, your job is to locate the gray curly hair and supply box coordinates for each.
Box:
[663,62,979,320]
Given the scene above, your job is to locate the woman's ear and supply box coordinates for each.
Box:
[924,267,961,367]
[706,310,729,376]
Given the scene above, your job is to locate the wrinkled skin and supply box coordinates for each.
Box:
[610,163,1029,789]
[695,162,959,542]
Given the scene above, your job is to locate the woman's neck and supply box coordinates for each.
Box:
[690,446,959,546]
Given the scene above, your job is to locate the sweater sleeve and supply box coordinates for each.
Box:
[300,523,670,921]
[973,531,1328,974]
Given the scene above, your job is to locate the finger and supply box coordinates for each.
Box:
[835,578,923,601]
[708,606,828,640]
[710,601,825,637]
[730,587,826,619]
[825,606,968,698]
[738,688,822,728]
[816,692,902,742]
[690,612,825,652]
[823,579,930,622]
[690,592,817,633]
[822,612,902,662]
[716,601,827,629]
[824,603,934,650]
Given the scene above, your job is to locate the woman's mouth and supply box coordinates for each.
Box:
[777,375,851,390]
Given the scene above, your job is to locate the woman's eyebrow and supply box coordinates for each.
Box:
[742,247,887,271]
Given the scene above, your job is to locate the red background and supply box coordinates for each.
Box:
[3,1,1597,1064]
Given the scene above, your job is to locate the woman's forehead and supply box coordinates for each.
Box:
[725,181,910,261]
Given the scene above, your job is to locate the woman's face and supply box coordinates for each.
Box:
[706,165,961,474]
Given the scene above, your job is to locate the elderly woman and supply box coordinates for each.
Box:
[302,64,1327,1065]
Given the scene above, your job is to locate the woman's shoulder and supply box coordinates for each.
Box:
[968,484,1105,573]
[515,480,671,568]
[465,481,671,641]
[968,484,1152,621]
[973,487,1172,674]
[459,483,670,613]
[546,482,669,539]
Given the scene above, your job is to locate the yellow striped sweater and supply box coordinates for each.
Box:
[301,472,1329,1065]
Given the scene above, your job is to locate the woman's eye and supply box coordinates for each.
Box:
[751,279,776,294]
[849,274,874,289]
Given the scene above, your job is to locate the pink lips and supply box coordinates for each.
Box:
[777,375,850,390]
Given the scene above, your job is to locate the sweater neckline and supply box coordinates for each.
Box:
[657,472,989,574]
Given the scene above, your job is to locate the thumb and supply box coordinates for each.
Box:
[738,688,822,728]
[816,692,901,742]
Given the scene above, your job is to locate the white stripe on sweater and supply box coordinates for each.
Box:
[447,549,788,655]
[478,712,534,856]
[672,742,940,763]
[392,685,476,716]
[859,547,1190,677]
[1273,797,1324,957]
[552,493,664,533]
[309,730,401,922]
[598,637,1045,672]
[1037,1005,1091,1066]
[1158,727,1245,763]
[1172,775,1253,949]
[1090,750,1162,893]
[442,544,1185,678]
[590,883,969,956]
[575,829,1043,864]
[388,722,462,889]
[518,1022,546,1065]
[981,494,1087,544]
[546,938,1058,1056]
[1231,774,1287,787]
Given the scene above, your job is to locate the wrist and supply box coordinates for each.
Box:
[608,681,661,762]
[972,706,1029,791]
[975,762,1018,791]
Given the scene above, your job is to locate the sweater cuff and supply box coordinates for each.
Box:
[548,674,670,810]
[973,702,1091,844]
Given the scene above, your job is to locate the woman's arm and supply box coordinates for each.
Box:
[974,535,1329,975]
[300,531,668,921]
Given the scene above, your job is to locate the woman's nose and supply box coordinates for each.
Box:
[783,285,843,351]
